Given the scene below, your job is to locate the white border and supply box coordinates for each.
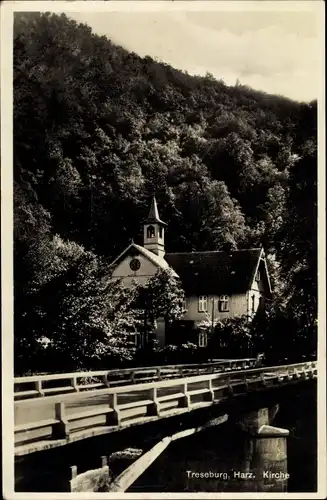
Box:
[1,2,326,499]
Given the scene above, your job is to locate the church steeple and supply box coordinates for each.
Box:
[143,197,167,259]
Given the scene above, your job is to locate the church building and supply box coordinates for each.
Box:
[109,197,272,347]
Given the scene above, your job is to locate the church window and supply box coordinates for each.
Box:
[147,225,155,239]
[130,258,141,271]
[255,269,260,282]
[219,295,229,312]
[198,295,208,312]
[159,226,163,238]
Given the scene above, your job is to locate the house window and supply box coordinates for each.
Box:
[251,294,256,313]
[181,297,187,311]
[255,269,260,282]
[147,225,155,238]
[198,295,208,312]
[219,295,229,312]
[198,332,208,348]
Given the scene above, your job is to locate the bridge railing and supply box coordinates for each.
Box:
[14,358,259,400]
[14,361,317,452]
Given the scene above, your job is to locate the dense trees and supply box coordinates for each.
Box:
[13,13,318,372]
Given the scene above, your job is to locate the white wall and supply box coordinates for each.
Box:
[182,293,248,325]
[111,252,159,287]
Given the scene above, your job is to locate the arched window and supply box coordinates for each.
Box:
[147,225,155,239]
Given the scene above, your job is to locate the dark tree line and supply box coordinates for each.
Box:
[13,12,317,373]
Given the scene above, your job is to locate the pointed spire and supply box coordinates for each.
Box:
[145,196,167,226]
[148,197,160,221]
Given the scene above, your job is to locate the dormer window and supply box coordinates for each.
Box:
[147,225,155,239]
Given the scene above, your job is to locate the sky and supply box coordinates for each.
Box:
[69,7,322,103]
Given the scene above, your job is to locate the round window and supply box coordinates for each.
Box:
[130,258,141,271]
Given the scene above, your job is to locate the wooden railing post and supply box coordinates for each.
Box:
[53,402,69,439]
[180,382,190,409]
[227,377,233,395]
[35,380,44,397]
[70,376,79,392]
[208,379,215,401]
[102,374,110,388]
[243,373,249,391]
[147,387,160,416]
[107,393,121,426]
[260,372,267,386]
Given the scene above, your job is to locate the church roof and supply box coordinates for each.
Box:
[165,248,268,295]
[133,244,177,275]
[144,197,167,226]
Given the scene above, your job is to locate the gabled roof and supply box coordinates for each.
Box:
[165,248,269,295]
[144,197,167,226]
[109,242,178,277]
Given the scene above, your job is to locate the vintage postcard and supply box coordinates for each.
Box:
[1,1,326,499]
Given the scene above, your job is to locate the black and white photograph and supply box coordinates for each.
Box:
[1,1,325,497]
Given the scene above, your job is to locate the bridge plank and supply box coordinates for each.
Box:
[78,383,105,390]
[118,399,153,410]
[42,386,74,394]
[68,407,114,421]
[157,392,184,402]
[15,390,39,398]
[15,418,58,433]
[188,388,211,396]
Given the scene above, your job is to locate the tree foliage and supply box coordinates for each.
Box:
[134,268,185,327]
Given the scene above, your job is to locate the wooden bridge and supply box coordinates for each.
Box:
[15,360,317,458]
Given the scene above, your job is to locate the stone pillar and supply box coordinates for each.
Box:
[238,407,289,492]
[252,425,289,492]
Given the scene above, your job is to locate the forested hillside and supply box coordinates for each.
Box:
[13,12,317,373]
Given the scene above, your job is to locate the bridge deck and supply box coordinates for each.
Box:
[14,361,317,456]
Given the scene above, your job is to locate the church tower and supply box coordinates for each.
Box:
[143,197,167,259]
